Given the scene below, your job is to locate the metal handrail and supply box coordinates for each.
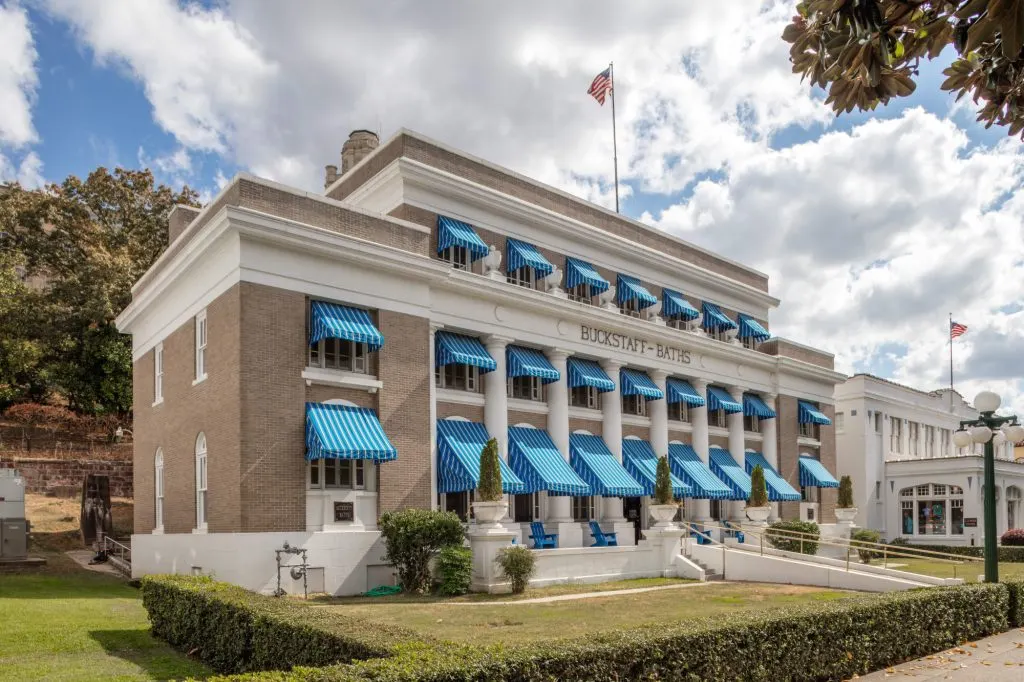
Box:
[103,535,132,576]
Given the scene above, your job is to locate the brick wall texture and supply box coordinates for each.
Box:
[0,458,133,498]
[776,396,837,523]
[569,417,603,436]
[759,339,834,370]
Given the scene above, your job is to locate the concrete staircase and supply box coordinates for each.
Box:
[688,556,724,581]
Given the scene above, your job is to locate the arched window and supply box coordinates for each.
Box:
[195,433,207,531]
[898,483,964,537]
[154,449,164,532]
[307,403,369,492]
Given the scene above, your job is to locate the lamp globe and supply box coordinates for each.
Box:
[974,391,1001,414]
[953,430,974,448]
[971,425,993,444]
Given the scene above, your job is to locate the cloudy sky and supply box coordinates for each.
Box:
[1,0,1022,414]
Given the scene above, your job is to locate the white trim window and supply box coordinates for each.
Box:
[507,267,536,289]
[741,336,760,350]
[308,459,367,490]
[154,343,164,404]
[622,394,647,417]
[567,284,596,305]
[570,385,601,410]
[195,433,208,531]
[619,298,643,319]
[743,414,760,433]
[899,483,965,536]
[572,495,596,522]
[800,485,820,503]
[154,449,164,531]
[508,376,543,401]
[513,492,541,522]
[890,418,903,454]
[706,327,729,342]
[799,421,819,439]
[668,401,690,423]
[309,338,369,373]
[435,363,480,392]
[711,409,727,429]
[442,246,470,271]
[194,310,208,382]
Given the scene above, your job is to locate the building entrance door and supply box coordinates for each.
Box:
[623,497,642,544]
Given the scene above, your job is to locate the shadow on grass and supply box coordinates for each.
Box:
[90,629,211,681]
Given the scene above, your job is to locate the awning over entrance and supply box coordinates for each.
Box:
[308,301,384,350]
[662,288,700,321]
[507,426,591,496]
[566,357,615,392]
[565,257,610,297]
[701,302,738,332]
[437,215,489,260]
[569,433,645,497]
[798,401,832,426]
[434,331,497,372]
[744,452,800,501]
[799,456,840,488]
[305,403,397,462]
[436,419,525,494]
[620,368,664,401]
[506,237,554,278]
[615,274,658,309]
[708,447,751,500]
[666,378,705,407]
[737,314,771,342]
[742,394,776,420]
[506,346,559,383]
[667,443,734,500]
[706,386,742,414]
[621,438,691,498]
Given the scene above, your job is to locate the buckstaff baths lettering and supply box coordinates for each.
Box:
[581,326,691,364]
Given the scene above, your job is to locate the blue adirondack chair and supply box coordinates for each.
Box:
[588,521,618,547]
[528,521,557,549]
[723,520,745,544]
[689,523,712,545]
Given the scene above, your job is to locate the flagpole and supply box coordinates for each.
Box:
[609,61,619,214]
[949,312,954,412]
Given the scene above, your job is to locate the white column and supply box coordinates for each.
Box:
[429,324,440,510]
[761,393,779,522]
[545,349,572,524]
[483,335,512,524]
[728,386,747,521]
[649,370,669,457]
[691,379,711,523]
[600,359,625,523]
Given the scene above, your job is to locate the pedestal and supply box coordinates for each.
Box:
[555,522,585,548]
[467,527,516,593]
[640,527,687,576]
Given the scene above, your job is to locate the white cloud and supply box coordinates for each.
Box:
[0,2,39,147]
[0,149,45,188]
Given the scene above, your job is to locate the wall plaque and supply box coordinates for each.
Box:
[964,517,978,528]
[333,501,355,522]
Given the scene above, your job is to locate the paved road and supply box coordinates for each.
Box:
[858,629,1024,681]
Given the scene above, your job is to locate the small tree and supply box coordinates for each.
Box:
[653,455,673,505]
[837,475,855,509]
[496,545,536,594]
[748,464,769,508]
[766,519,820,555]
[850,529,882,564]
[477,437,503,502]
[378,509,466,593]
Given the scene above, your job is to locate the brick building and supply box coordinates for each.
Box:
[117,129,845,595]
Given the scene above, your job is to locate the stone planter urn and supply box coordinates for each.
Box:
[472,501,507,529]
[745,506,771,526]
[649,504,678,529]
[834,507,858,524]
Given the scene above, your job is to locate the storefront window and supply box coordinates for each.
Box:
[917,500,946,535]
[899,483,963,536]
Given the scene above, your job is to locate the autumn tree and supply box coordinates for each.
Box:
[783,0,1024,137]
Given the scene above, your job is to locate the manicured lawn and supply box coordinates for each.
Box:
[320,582,853,645]
[886,558,1024,582]
[0,569,210,682]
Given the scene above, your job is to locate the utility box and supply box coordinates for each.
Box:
[0,470,29,560]
[1,519,29,559]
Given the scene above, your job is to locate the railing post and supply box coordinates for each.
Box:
[883,546,887,569]
[722,542,726,579]
[800,536,804,555]
[846,543,850,571]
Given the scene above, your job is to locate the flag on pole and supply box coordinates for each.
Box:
[950,320,968,339]
[588,67,613,105]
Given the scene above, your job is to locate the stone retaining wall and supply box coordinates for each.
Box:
[0,457,133,498]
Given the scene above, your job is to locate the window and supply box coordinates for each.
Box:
[711,409,727,428]
[622,394,647,417]
[951,498,964,535]
[706,327,730,342]
[834,412,844,433]
[308,459,367,490]
[901,500,914,534]
[619,298,643,318]
[743,415,760,433]
[567,284,596,305]
[195,433,207,530]
[507,267,535,289]
[710,499,724,520]
[570,385,601,409]
[669,401,690,423]
[435,363,480,392]
[741,336,760,350]
[874,412,883,433]
[194,311,207,381]
[513,493,541,522]
[442,246,470,271]
[899,483,964,536]
[309,338,369,373]
[155,449,164,531]
[443,491,472,522]
[875,481,881,500]
[667,317,690,331]
[908,422,919,456]
[508,376,543,401]
[572,495,595,522]
[799,421,819,439]
[801,485,820,503]
[154,343,164,403]
[890,418,902,453]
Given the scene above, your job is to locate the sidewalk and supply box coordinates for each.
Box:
[858,629,1024,680]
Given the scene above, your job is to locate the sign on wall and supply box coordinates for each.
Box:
[580,326,691,364]
[964,517,978,528]
[333,502,355,522]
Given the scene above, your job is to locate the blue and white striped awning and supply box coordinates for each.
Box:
[745,452,801,501]
[621,438,690,498]
[706,386,742,414]
[305,402,397,462]
[506,346,559,384]
[666,378,705,407]
[667,443,735,500]
[569,434,645,497]
[435,419,525,494]
[309,301,384,350]
[737,314,771,342]
[799,456,840,488]
[620,368,664,401]
[615,274,658,309]
[435,331,497,372]
[566,358,615,393]
[507,426,591,496]
[708,447,751,500]
[798,401,832,426]
[743,394,776,420]
[662,288,700,321]
[506,238,554,278]
[565,257,610,296]
[437,216,489,260]
[701,302,738,332]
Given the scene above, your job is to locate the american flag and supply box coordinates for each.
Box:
[588,67,613,105]
[950,320,968,339]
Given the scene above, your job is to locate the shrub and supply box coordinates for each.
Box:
[837,475,854,508]
[1001,528,1024,546]
[496,545,536,594]
[881,542,1024,563]
[1007,580,1024,628]
[653,455,673,505]
[436,545,472,596]
[850,528,882,564]
[476,437,502,502]
[378,509,465,594]
[766,519,819,555]
[747,464,769,507]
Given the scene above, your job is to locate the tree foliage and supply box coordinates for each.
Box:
[477,437,503,502]
[654,455,674,505]
[838,475,855,508]
[784,0,1024,137]
[378,509,466,593]
[0,169,198,415]
[748,464,770,508]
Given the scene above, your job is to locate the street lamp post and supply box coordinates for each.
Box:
[952,391,1024,583]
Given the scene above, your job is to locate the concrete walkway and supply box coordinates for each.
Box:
[858,629,1024,680]
[65,550,120,576]
[459,580,720,605]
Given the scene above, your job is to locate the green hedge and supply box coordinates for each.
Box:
[1007,580,1024,628]
[203,584,1009,681]
[142,576,425,674]
[884,543,1024,563]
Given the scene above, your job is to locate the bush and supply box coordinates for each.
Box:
[1007,580,1024,628]
[748,464,769,508]
[850,528,882,564]
[496,545,536,594]
[141,576,424,674]
[882,542,1024,563]
[1002,528,1024,546]
[765,519,819,555]
[654,455,673,505]
[378,509,465,593]
[838,475,854,508]
[476,437,502,502]
[436,545,472,596]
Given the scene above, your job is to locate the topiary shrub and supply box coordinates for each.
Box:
[1002,528,1024,546]
[766,519,820,555]
[496,545,536,594]
[654,455,673,505]
[850,528,882,564]
[437,545,472,596]
[748,464,769,508]
[838,475,854,508]
[379,509,466,593]
[477,437,503,502]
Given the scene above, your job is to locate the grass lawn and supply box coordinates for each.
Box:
[885,558,1024,582]
[321,582,854,645]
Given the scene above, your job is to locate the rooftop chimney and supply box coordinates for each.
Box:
[340,129,379,175]
[324,164,338,189]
